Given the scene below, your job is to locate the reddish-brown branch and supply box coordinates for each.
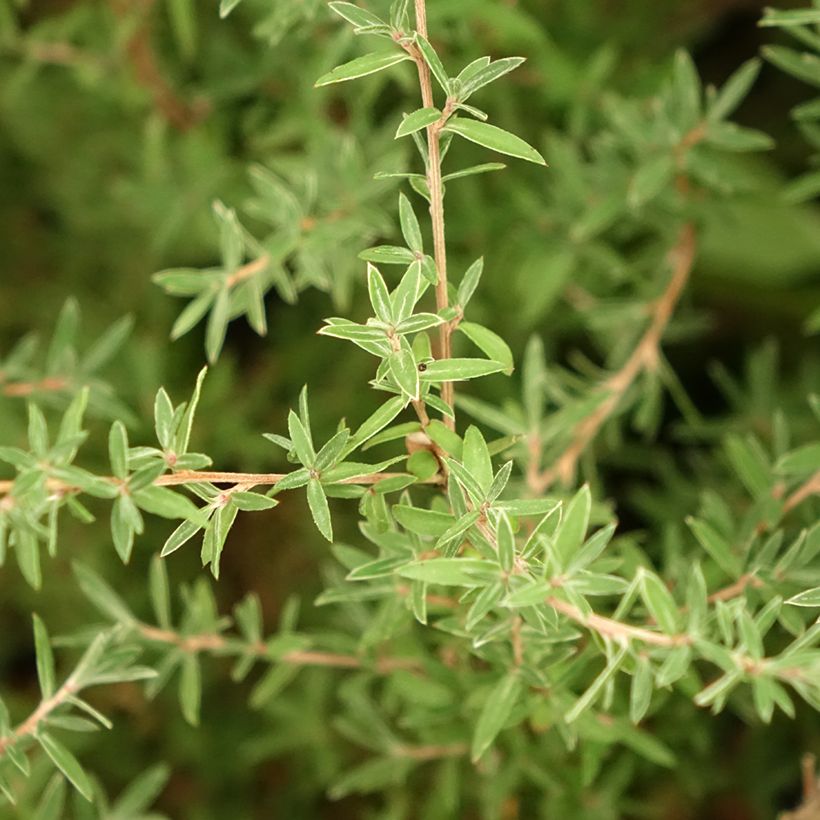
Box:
[547,596,691,648]
[113,0,208,131]
[0,678,79,758]
[411,0,454,428]
[707,572,764,603]
[0,469,443,497]
[1,376,69,398]
[394,742,467,761]
[783,470,820,515]
[225,255,271,288]
[533,223,697,491]
[137,623,421,673]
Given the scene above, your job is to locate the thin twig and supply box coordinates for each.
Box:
[533,223,697,491]
[136,623,421,673]
[1,376,70,398]
[0,469,443,497]
[412,0,455,428]
[783,470,820,516]
[707,572,764,603]
[0,677,79,758]
[547,596,691,648]
[393,742,467,761]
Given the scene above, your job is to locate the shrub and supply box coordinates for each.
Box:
[0,1,818,816]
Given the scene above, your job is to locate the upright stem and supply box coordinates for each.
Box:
[413,0,454,429]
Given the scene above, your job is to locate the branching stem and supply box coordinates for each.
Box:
[413,0,454,428]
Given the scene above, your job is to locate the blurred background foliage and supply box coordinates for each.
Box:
[0,0,819,817]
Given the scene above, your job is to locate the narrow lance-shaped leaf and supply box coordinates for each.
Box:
[38,733,93,801]
[315,52,412,87]
[388,348,420,401]
[420,358,507,382]
[33,614,55,699]
[553,485,591,567]
[471,672,522,762]
[307,478,333,541]
[444,119,546,165]
[396,107,441,139]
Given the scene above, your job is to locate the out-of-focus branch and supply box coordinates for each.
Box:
[532,223,697,491]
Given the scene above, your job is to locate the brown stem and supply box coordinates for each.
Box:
[225,255,271,288]
[1,376,69,398]
[393,742,467,761]
[137,623,421,673]
[0,678,79,758]
[534,223,697,491]
[114,0,208,131]
[707,572,764,603]
[547,596,691,648]
[413,0,454,428]
[0,469,443,497]
[783,470,820,515]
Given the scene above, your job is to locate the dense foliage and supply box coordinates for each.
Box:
[0,1,819,817]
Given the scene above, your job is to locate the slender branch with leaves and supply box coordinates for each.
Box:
[0,0,819,815]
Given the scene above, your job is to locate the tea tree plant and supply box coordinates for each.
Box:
[0,0,819,816]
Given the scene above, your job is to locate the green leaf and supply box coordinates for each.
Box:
[398,193,423,253]
[307,478,333,541]
[496,511,515,573]
[463,426,493,492]
[420,358,506,382]
[149,555,172,629]
[72,563,135,623]
[388,348,420,401]
[444,119,546,165]
[33,614,55,699]
[315,52,411,87]
[566,645,628,722]
[442,163,506,183]
[393,505,454,536]
[175,366,207,455]
[232,491,280,512]
[315,429,351,472]
[134,485,205,524]
[775,444,820,476]
[639,570,680,634]
[709,58,761,121]
[160,518,202,557]
[360,246,417,265]
[219,0,243,18]
[786,587,820,607]
[553,485,591,568]
[628,155,675,209]
[399,557,493,585]
[113,764,171,816]
[179,654,201,726]
[706,121,774,152]
[760,8,820,27]
[471,673,522,762]
[415,35,450,93]
[111,496,138,563]
[328,1,385,28]
[456,258,484,308]
[38,733,93,800]
[205,287,230,363]
[288,410,315,466]
[347,396,407,452]
[108,421,128,479]
[457,322,514,373]
[396,107,441,139]
[459,57,525,100]
[630,656,653,724]
[686,517,743,577]
[367,263,393,322]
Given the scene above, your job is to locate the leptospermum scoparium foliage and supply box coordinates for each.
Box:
[0,0,818,816]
